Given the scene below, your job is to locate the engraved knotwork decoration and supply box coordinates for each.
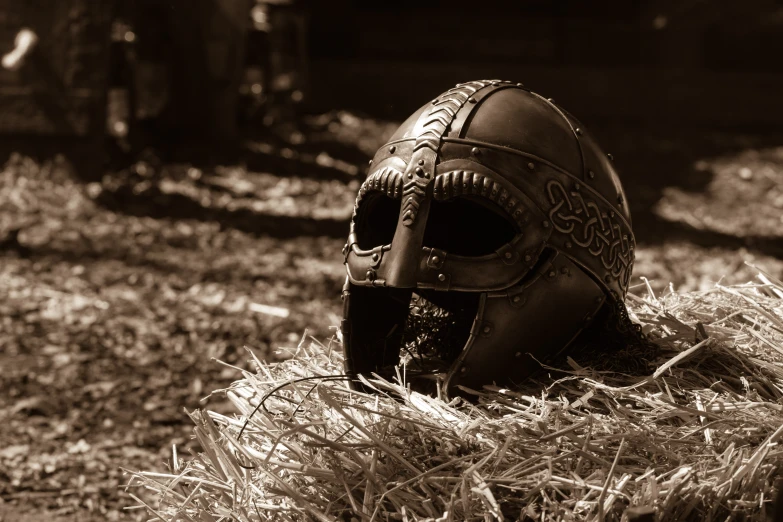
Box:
[546,179,634,291]
[433,170,527,228]
[401,80,497,226]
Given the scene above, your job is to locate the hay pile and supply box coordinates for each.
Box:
[127,268,783,521]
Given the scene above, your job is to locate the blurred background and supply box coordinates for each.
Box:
[1,1,782,520]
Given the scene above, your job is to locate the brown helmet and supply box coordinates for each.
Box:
[341,80,635,397]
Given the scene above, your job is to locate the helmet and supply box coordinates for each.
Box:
[341,80,635,397]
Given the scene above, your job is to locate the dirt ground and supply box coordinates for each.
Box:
[0,112,782,521]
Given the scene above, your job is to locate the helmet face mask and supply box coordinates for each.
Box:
[341,80,635,398]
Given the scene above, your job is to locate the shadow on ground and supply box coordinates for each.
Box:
[3,115,782,259]
[593,124,783,255]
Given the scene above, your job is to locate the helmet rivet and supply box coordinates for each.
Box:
[604,275,612,283]
[438,273,446,282]
[588,170,595,179]
[432,99,438,105]
[560,267,568,274]
[471,147,481,156]
[623,235,628,241]
[431,255,441,264]
[512,295,522,303]
[368,159,373,165]
[371,253,379,261]
[542,221,550,228]
[565,241,573,248]
[607,153,614,161]
[415,166,424,176]
[575,127,583,136]
[504,251,513,259]
[460,366,468,373]
[618,195,624,204]
[610,211,615,218]
[595,296,603,304]
[491,81,499,86]
[516,82,524,87]
[407,172,413,179]
[366,269,376,281]
[418,159,424,165]
[527,162,535,170]
[547,98,555,103]
[468,97,477,103]
[524,254,532,262]
[483,326,491,334]
[515,351,522,357]
[574,183,580,190]
[389,146,396,153]
[548,270,556,278]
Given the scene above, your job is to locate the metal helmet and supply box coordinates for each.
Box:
[341,80,634,398]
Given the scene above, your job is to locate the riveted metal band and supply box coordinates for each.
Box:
[533,93,588,180]
[435,140,635,297]
[447,80,518,139]
[400,80,495,226]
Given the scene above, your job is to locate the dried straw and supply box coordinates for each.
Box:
[126,270,783,521]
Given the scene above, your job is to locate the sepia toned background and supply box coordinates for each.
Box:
[0,1,782,520]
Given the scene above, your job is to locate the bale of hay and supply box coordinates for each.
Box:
[126,269,783,521]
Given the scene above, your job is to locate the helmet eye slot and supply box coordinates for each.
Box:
[423,196,517,256]
[354,192,401,250]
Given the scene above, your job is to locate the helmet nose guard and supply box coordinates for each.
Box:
[342,80,635,399]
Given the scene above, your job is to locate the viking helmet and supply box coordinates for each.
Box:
[341,80,635,397]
